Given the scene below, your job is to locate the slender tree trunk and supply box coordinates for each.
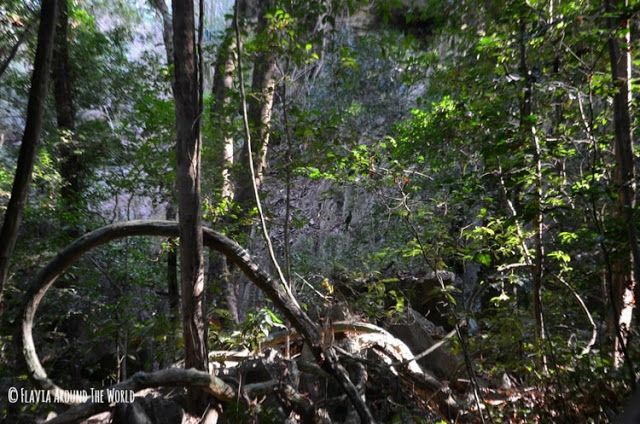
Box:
[212,31,237,204]
[150,0,174,71]
[0,0,58,316]
[518,20,546,363]
[231,1,277,319]
[171,0,208,413]
[235,0,277,212]
[149,0,180,349]
[248,51,277,186]
[0,23,33,81]
[605,0,640,367]
[166,205,179,325]
[208,29,240,325]
[53,0,83,223]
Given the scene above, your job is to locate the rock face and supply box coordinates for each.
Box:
[388,307,460,379]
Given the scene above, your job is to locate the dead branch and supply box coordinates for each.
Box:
[43,368,237,424]
[266,320,463,419]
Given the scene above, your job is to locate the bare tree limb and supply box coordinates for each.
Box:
[19,220,319,402]
[0,26,30,80]
[18,220,377,422]
[43,368,237,424]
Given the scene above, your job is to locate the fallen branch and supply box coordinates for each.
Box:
[264,321,442,381]
[265,320,461,419]
[394,328,457,366]
[336,345,462,420]
[43,368,237,424]
[48,372,331,424]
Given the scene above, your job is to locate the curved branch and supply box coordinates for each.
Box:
[20,221,371,421]
[19,220,320,404]
[556,276,597,355]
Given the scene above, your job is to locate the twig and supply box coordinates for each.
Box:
[294,271,329,300]
[555,275,597,355]
[393,328,457,366]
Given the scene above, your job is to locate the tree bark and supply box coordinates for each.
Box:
[149,0,174,71]
[235,0,277,213]
[53,0,83,221]
[0,23,33,81]
[166,205,179,326]
[0,0,58,316]
[605,0,640,367]
[212,31,237,203]
[171,0,208,412]
[209,29,240,325]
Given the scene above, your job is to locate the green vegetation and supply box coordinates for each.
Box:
[1,0,640,422]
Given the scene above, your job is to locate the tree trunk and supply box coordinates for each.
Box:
[0,22,33,80]
[518,19,546,368]
[171,0,208,413]
[0,0,58,316]
[148,0,180,358]
[235,0,277,213]
[208,29,240,325]
[232,1,277,319]
[212,31,236,204]
[149,0,174,71]
[605,0,640,367]
[248,51,277,186]
[166,202,180,352]
[53,0,83,223]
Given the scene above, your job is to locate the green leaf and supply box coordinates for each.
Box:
[548,250,571,263]
[475,252,492,266]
